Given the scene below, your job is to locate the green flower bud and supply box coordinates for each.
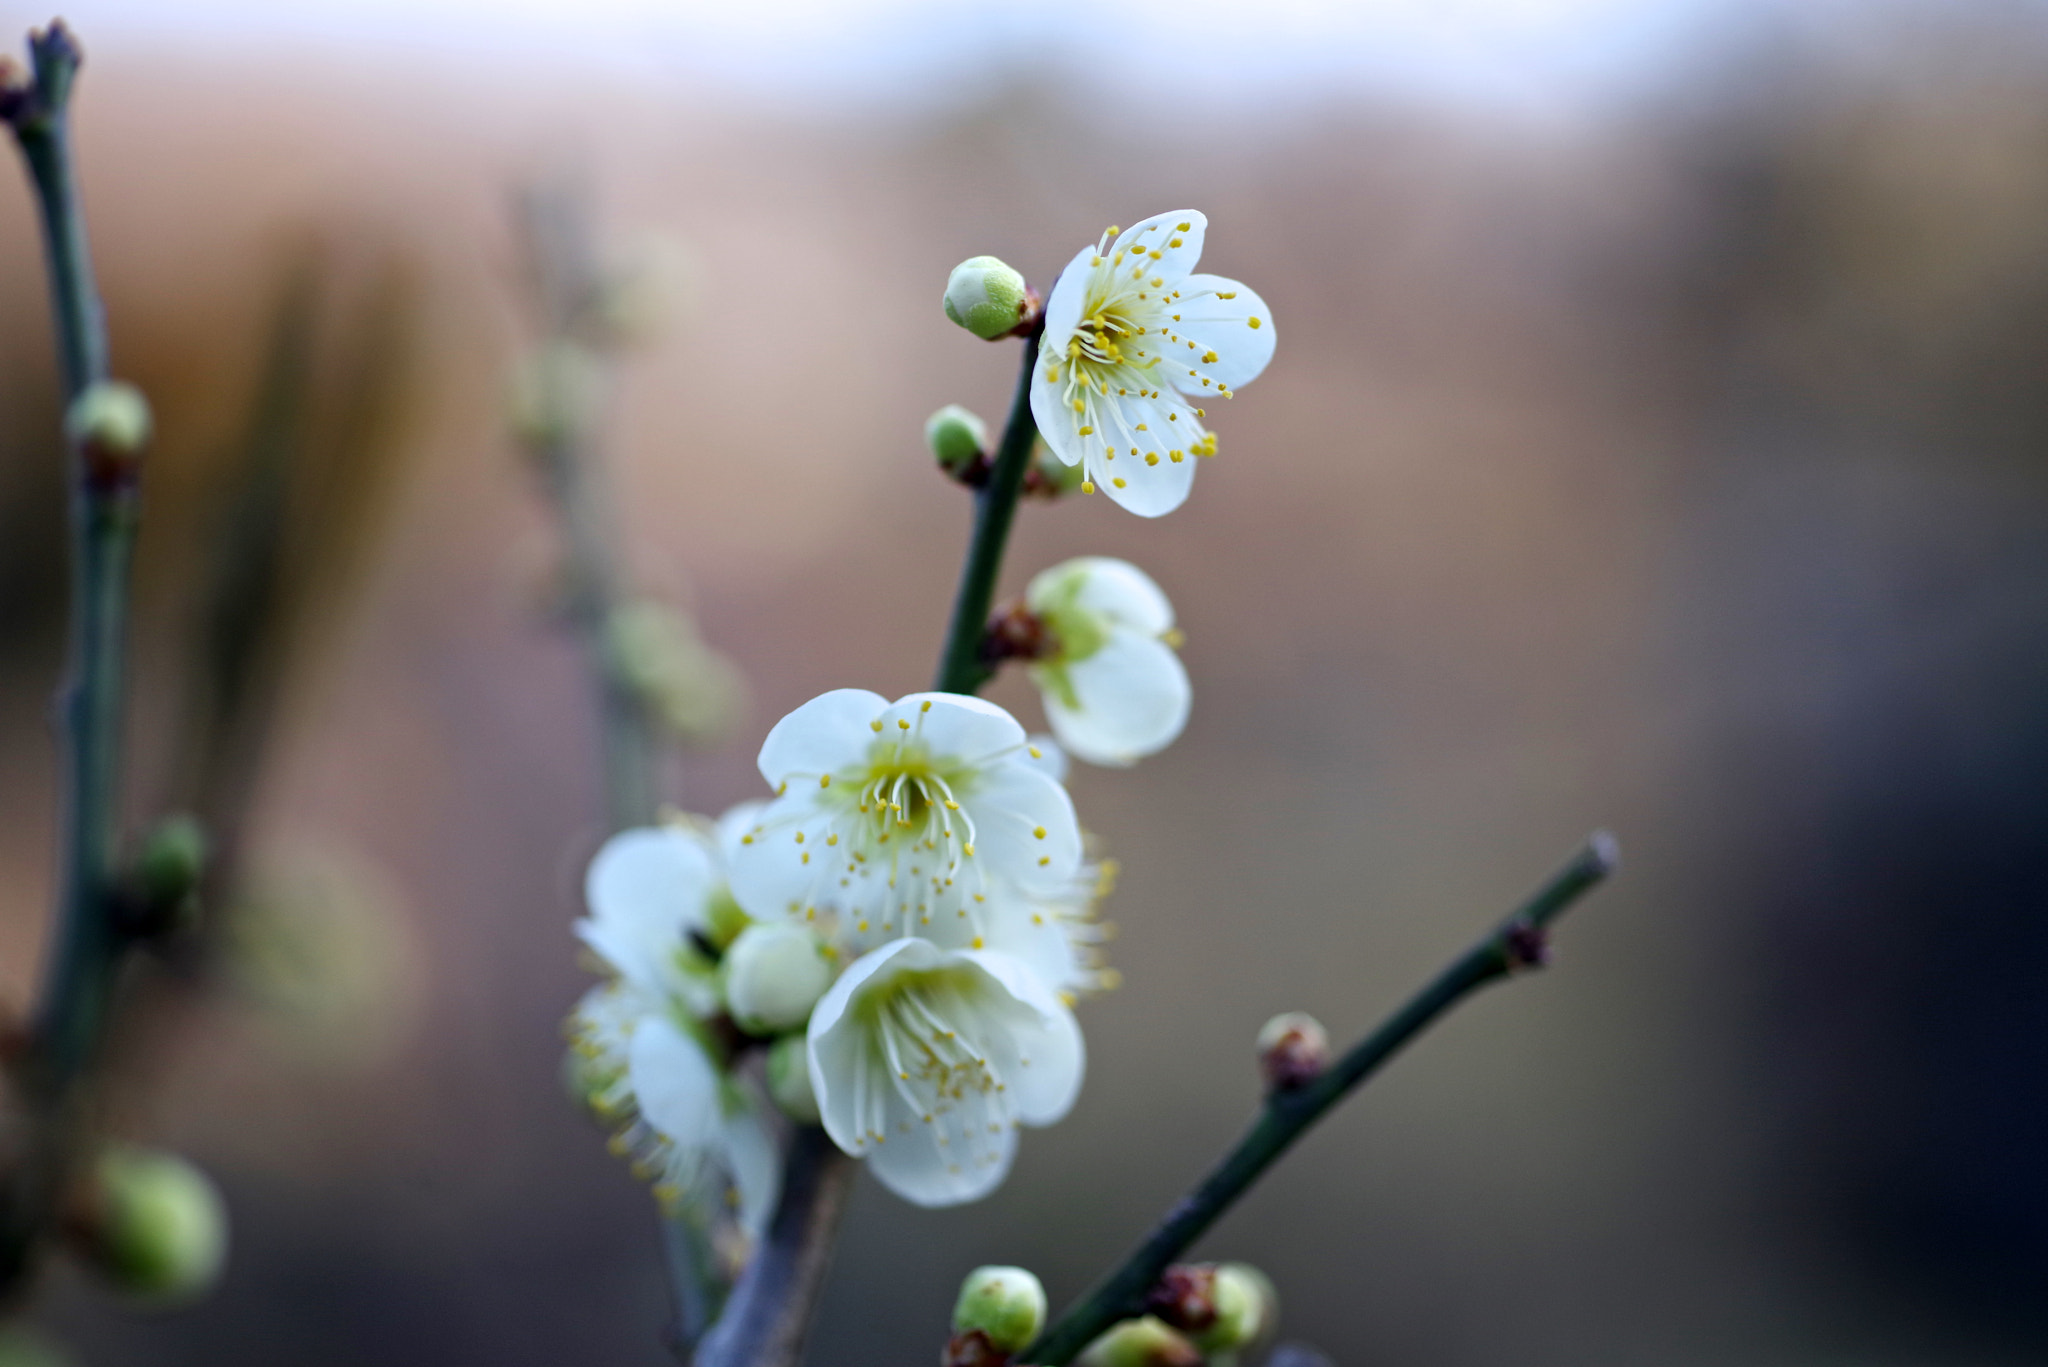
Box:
[722,923,832,1035]
[64,380,152,458]
[81,1148,228,1304]
[702,886,752,954]
[1192,1264,1274,1353]
[952,1264,1046,1353]
[943,256,1029,340]
[507,340,602,448]
[1076,1317,1200,1367]
[926,404,988,475]
[765,1033,819,1124]
[134,813,207,922]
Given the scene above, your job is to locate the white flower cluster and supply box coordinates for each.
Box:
[566,210,1270,1231]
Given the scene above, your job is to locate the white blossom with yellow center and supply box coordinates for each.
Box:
[1024,556,1190,767]
[725,690,1083,958]
[806,937,1084,1207]
[1030,210,1275,517]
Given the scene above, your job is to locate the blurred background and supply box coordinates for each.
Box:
[0,0,2044,1363]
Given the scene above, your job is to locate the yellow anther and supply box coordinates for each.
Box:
[1145,453,1159,466]
[920,700,932,712]
[1151,277,1163,287]
[1078,425,1094,436]
[870,719,884,732]
[1168,412,1178,421]
[1249,317,1263,329]
[1148,249,1162,260]
[1072,399,1084,413]
[1217,291,1237,299]
[819,774,831,788]
[963,843,976,856]
[1033,825,1047,839]
[1039,855,1051,866]
[826,832,838,845]
[1135,423,1148,431]
[971,936,985,949]
[1168,237,1183,248]
[794,831,804,843]
[1081,481,1095,493]
[1028,745,1043,758]
[1170,451,1185,463]
[1162,627,1186,647]
[1113,477,1127,488]
[740,834,754,845]
[944,799,960,810]
[801,852,810,864]
[1202,350,1217,363]
[1176,220,1191,231]
[897,718,911,730]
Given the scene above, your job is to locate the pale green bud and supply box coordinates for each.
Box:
[765,1033,819,1124]
[507,341,602,448]
[722,923,832,1035]
[952,1264,1046,1353]
[82,1148,228,1304]
[134,813,207,919]
[926,404,988,474]
[943,255,1028,340]
[1076,1317,1200,1367]
[1191,1264,1274,1353]
[64,380,151,464]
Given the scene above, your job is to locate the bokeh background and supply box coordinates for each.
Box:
[0,0,2044,1363]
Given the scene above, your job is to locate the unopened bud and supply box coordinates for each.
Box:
[130,814,207,933]
[1026,440,1088,497]
[1076,1317,1201,1367]
[77,1148,228,1304]
[702,887,752,954]
[943,256,1031,340]
[507,340,602,449]
[766,1032,820,1124]
[65,381,151,483]
[927,404,989,476]
[1256,1011,1329,1091]
[722,923,832,1035]
[953,1265,1046,1353]
[1193,1264,1273,1353]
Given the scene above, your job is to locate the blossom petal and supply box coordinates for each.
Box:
[806,937,929,1152]
[866,1087,1018,1207]
[1039,241,1097,357]
[1036,631,1191,767]
[628,1015,722,1153]
[579,827,716,997]
[1030,333,1088,470]
[882,692,1028,766]
[758,688,889,787]
[966,950,1086,1126]
[1106,211,1207,287]
[1021,735,1069,785]
[963,761,1082,889]
[1163,274,1274,392]
[1031,557,1174,635]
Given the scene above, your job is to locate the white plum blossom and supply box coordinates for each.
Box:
[725,690,1083,958]
[1030,210,1275,517]
[805,937,1084,1207]
[1024,557,1191,767]
[977,858,1120,1005]
[568,821,780,1238]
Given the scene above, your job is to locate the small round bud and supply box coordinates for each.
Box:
[766,1032,820,1124]
[77,1148,228,1304]
[943,256,1030,340]
[507,340,602,449]
[1256,1011,1329,1091]
[1076,1317,1201,1367]
[953,1264,1046,1353]
[131,814,207,931]
[722,923,832,1035]
[1192,1264,1273,1353]
[926,404,989,475]
[65,381,152,483]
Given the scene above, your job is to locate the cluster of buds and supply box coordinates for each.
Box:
[1072,1262,1278,1367]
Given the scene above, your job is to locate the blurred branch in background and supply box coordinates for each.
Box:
[509,178,746,1355]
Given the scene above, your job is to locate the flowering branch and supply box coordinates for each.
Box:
[934,324,1044,696]
[1024,832,1621,1366]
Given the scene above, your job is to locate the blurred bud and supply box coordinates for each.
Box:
[126,814,207,935]
[722,923,832,1035]
[507,340,602,449]
[702,886,752,955]
[590,233,699,346]
[953,1265,1046,1353]
[927,404,989,477]
[765,1032,820,1124]
[943,256,1032,340]
[75,1148,227,1305]
[1256,1011,1329,1091]
[64,380,151,484]
[1025,439,1088,497]
[1194,1264,1274,1353]
[606,599,746,746]
[1076,1317,1201,1367]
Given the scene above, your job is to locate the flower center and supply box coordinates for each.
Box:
[844,969,1017,1156]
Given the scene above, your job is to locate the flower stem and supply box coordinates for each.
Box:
[1024,833,1621,1366]
[12,21,128,1104]
[933,328,1043,695]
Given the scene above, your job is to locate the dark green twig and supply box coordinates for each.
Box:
[933,326,1043,695]
[11,20,128,1104]
[1026,833,1621,1366]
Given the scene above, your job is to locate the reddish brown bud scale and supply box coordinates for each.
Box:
[1256,1012,1330,1091]
[943,1327,1010,1367]
[1146,1263,1220,1334]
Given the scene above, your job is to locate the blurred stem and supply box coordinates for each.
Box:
[691,1128,855,1367]
[14,22,129,1104]
[1026,834,1621,1366]
[933,327,1043,695]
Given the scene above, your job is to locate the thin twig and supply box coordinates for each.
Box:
[1025,833,1621,1366]
[933,326,1044,695]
